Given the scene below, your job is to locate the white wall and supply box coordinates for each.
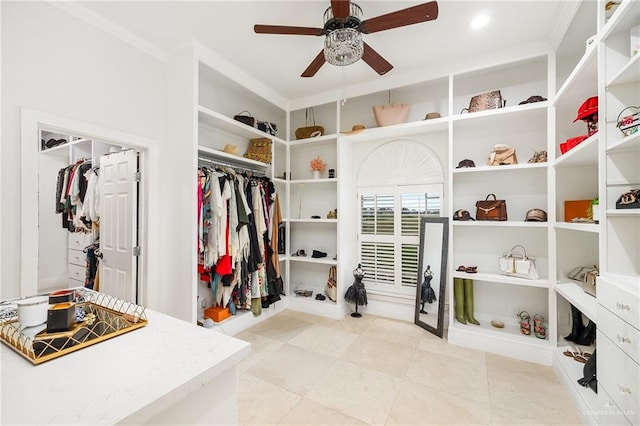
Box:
[1,2,167,301]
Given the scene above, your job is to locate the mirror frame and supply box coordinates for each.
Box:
[414,217,449,338]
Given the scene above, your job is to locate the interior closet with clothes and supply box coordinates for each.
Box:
[36,130,141,303]
[197,159,284,323]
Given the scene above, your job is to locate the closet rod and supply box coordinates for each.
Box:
[198,157,267,176]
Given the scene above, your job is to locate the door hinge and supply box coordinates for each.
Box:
[134,172,142,182]
[133,246,141,256]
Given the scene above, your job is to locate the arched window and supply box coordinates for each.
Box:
[357,140,444,296]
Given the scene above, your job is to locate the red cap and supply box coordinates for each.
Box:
[574,96,598,122]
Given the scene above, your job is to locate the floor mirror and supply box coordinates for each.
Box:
[414,217,448,337]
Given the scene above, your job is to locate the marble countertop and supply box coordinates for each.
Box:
[1,308,251,425]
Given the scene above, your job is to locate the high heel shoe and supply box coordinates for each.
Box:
[518,311,531,335]
[533,314,546,339]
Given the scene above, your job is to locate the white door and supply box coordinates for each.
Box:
[99,149,138,302]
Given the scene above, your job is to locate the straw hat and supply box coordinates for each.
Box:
[222,144,239,156]
[342,124,366,135]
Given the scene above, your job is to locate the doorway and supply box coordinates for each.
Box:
[20,109,152,305]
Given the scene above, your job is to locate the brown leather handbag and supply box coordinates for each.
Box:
[475,193,508,221]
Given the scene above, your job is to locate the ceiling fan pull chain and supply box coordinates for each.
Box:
[341,67,347,106]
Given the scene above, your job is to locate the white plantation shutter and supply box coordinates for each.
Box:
[357,140,444,296]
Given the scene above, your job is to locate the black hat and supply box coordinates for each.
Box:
[456,159,476,168]
[519,95,548,105]
[453,209,475,221]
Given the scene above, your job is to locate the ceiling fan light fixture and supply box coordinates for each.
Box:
[324,28,364,66]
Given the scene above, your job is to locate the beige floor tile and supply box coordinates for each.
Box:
[330,313,376,335]
[417,333,487,365]
[486,352,557,388]
[246,343,335,396]
[288,324,359,358]
[284,310,340,328]
[362,317,425,349]
[340,334,416,376]
[235,331,285,373]
[238,373,300,425]
[406,348,490,404]
[489,380,579,421]
[490,407,550,425]
[244,312,314,342]
[386,379,492,425]
[278,398,367,425]
[305,359,402,425]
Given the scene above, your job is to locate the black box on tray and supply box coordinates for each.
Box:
[47,302,76,333]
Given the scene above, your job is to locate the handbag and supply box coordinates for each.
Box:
[498,245,540,280]
[462,90,506,113]
[257,120,278,136]
[475,193,508,221]
[616,106,639,137]
[325,265,337,302]
[243,138,273,164]
[295,108,324,139]
[582,265,598,297]
[233,111,256,128]
[372,103,411,127]
[615,189,640,209]
[488,144,518,166]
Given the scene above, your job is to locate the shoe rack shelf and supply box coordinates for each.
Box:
[555,282,598,323]
[452,272,550,289]
[552,348,599,421]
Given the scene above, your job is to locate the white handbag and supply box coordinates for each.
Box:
[498,245,539,280]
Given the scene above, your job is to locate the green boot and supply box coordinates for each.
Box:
[463,278,480,325]
[453,278,467,324]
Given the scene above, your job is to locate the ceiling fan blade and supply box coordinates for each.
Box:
[359,1,439,34]
[254,24,324,36]
[362,43,393,75]
[301,50,326,78]
[331,0,351,20]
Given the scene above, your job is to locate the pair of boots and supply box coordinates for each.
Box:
[565,304,596,345]
[454,278,480,325]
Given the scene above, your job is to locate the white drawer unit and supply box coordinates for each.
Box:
[598,274,640,331]
[596,384,633,426]
[597,330,640,426]
[68,249,85,267]
[68,263,86,283]
[599,304,640,365]
[68,232,93,252]
[68,277,85,289]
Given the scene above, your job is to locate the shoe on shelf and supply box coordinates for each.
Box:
[465,266,478,273]
[311,250,327,258]
[518,311,531,335]
[292,249,306,257]
[533,314,546,339]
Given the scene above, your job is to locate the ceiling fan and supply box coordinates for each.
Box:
[254,0,439,78]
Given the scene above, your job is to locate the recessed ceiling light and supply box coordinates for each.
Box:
[471,14,490,29]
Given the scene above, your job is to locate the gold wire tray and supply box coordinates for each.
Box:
[0,289,147,365]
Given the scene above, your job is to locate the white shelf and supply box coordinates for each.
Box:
[554,133,598,168]
[606,209,640,217]
[600,0,640,41]
[554,222,600,233]
[607,53,640,87]
[289,178,337,184]
[452,162,547,174]
[555,281,598,322]
[449,320,550,348]
[197,146,269,168]
[198,105,286,145]
[453,221,548,228]
[553,347,599,425]
[554,45,598,105]
[289,134,337,146]
[272,177,287,184]
[39,138,92,155]
[607,132,640,154]
[289,256,337,265]
[289,218,337,224]
[451,102,548,133]
[453,271,549,288]
[340,117,448,143]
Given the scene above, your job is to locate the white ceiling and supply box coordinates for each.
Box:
[77,1,575,104]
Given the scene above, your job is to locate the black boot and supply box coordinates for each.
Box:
[565,304,585,342]
[574,320,596,346]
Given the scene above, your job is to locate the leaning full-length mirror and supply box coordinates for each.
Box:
[415,217,448,337]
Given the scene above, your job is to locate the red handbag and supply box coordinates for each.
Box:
[560,135,588,154]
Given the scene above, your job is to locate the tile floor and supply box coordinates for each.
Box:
[235,310,583,425]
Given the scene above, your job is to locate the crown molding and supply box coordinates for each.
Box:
[548,0,582,50]
[48,1,168,63]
